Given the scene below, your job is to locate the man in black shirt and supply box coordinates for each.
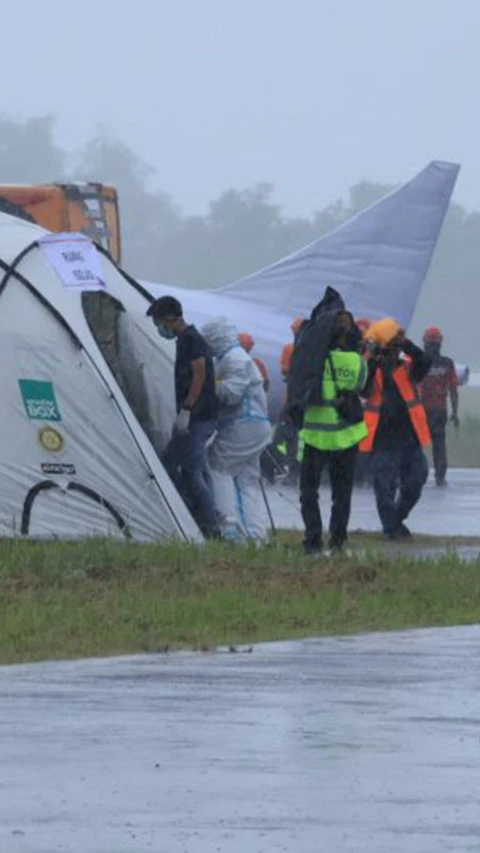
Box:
[147,296,219,537]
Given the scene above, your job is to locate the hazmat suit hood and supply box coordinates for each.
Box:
[201,317,239,358]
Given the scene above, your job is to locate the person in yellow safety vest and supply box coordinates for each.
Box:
[299,312,368,555]
[354,317,372,485]
[237,333,270,393]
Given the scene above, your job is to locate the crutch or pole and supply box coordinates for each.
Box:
[259,477,276,537]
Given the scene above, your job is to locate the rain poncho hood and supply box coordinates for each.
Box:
[201,317,238,358]
[286,286,349,426]
[200,317,271,471]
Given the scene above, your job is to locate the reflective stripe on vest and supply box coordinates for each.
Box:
[300,350,368,451]
[359,365,431,453]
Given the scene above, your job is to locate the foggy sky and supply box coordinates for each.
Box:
[1,0,477,215]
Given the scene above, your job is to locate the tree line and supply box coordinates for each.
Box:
[0,114,478,362]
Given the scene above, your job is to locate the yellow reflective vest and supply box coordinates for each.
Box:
[299,350,368,452]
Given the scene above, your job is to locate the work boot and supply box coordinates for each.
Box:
[435,478,448,488]
[397,522,412,539]
[303,537,323,556]
[385,522,412,542]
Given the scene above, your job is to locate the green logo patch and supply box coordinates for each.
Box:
[18,380,61,422]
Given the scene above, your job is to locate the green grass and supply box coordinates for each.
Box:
[1,534,480,665]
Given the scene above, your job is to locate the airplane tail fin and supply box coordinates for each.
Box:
[219,160,460,327]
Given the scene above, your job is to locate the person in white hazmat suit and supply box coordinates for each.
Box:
[201,317,273,542]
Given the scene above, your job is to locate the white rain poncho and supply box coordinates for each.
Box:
[201,317,272,541]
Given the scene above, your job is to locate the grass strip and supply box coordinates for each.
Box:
[0,533,479,664]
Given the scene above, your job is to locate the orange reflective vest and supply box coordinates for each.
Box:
[360,363,431,453]
[280,343,294,378]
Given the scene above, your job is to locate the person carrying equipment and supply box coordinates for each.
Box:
[288,287,368,555]
[238,332,270,393]
[201,317,272,542]
[360,319,431,540]
[354,317,372,484]
[419,326,459,486]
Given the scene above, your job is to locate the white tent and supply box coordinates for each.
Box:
[0,213,200,541]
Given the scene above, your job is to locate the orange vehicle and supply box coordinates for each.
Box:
[0,183,121,262]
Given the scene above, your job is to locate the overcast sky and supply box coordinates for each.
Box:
[1,0,477,215]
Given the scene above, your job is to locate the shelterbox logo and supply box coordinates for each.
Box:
[18,380,61,422]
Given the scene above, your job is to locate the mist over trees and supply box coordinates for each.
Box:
[0,115,477,363]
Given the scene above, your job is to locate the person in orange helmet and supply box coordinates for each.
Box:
[360,319,432,540]
[238,332,270,392]
[419,326,459,487]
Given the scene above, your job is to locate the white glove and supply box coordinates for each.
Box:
[174,409,191,435]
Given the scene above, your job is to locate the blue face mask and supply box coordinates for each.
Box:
[157,323,176,340]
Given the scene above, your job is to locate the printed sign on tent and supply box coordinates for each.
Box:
[39,233,106,292]
[19,379,62,421]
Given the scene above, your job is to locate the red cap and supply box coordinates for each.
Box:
[423,326,443,343]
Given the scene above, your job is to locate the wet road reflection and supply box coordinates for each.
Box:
[269,468,480,539]
[2,626,480,851]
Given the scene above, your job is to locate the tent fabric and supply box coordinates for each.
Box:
[0,213,200,542]
[143,161,459,416]
[117,311,177,458]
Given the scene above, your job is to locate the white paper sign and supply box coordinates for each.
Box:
[39,233,106,292]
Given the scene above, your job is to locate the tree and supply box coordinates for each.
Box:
[75,127,181,278]
[0,114,64,182]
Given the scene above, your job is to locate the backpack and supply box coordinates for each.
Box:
[286,287,349,428]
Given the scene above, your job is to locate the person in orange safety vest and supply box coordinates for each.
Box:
[237,333,270,393]
[360,318,432,540]
[280,316,306,380]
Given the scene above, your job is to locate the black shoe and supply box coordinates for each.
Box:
[385,522,411,541]
[303,543,323,556]
[397,522,412,539]
[329,539,346,553]
[203,527,222,540]
[435,479,448,488]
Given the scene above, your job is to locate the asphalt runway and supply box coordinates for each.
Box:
[267,468,480,538]
[2,627,480,852]
[3,470,480,851]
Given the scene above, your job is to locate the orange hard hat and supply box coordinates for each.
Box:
[423,326,443,343]
[238,332,254,352]
[291,316,305,335]
[365,318,402,347]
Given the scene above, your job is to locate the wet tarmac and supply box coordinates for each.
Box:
[2,626,480,852]
[268,467,480,539]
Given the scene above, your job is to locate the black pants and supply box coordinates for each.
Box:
[300,444,357,551]
[426,409,448,484]
[370,444,429,535]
